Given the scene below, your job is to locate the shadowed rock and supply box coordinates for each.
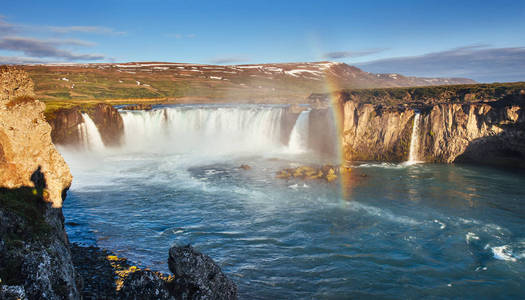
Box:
[47,107,84,146]
[87,103,124,147]
[168,245,237,300]
[118,270,173,300]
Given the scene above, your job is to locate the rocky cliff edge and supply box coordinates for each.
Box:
[0,66,72,208]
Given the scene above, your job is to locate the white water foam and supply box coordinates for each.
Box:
[492,245,517,262]
[345,201,421,225]
[78,113,105,151]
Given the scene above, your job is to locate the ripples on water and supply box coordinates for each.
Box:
[61,151,525,299]
[60,105,525,299]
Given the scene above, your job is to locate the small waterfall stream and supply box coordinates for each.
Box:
[78,113,105,151]
[407,111,421,163]
[288,110,310,153]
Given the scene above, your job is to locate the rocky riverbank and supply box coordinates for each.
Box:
[70,243,237,300]
[0,67,237,299]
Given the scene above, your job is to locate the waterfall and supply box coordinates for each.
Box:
[407,111,421,163]
[78,113,105,151]
[119,105,285,154]
[288,110,310,153]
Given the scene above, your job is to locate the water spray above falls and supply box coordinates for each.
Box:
[288,110,310,153]
[407,111,421,163]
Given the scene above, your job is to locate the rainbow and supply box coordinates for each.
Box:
[322,71,354,199]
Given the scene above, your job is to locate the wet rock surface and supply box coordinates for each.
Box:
[276,164,352,182]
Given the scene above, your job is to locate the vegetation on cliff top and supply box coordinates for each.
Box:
[335,81,525,106]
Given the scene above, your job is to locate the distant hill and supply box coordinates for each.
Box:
[17,62,476,103]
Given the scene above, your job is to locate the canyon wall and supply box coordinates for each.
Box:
[338,91,525,167]
[0,67,79,299]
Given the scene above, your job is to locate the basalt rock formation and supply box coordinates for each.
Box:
[335,85,525,167]
[47,103,124,147]
[47,107,84,147]
[87,103,124,147]
[0,66,78,298]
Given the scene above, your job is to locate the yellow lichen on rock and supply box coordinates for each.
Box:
[277,165,349,182]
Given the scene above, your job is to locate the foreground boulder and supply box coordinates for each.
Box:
[110,244,237,299]
[118,270,173,300]
[168,245,237,300]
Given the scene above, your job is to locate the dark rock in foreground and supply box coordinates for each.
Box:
[70,243,238,300]
[118,270,173,300]
[168,245,237,300]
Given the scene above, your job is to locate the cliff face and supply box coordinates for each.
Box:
[88,103,124,147]
[47,104,124,147]
[342,102,414,162]
[0,67,72,207]
[418,102,525,167]
[0,67,79,299]
[48,107,84,147]
[339,91,525,167]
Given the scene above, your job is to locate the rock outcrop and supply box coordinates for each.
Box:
[87,103,124,147]
[0,66,72,207]
[47,107,84,147]
[0,66,78,299]
[168,245,237,300]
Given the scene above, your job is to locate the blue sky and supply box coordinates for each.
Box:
[1,0,525,81]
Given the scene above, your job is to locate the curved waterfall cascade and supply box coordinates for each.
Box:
[288,110,310,153]
[407,112,421,163]
[120,105,286,154]
[78,113,105,151]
